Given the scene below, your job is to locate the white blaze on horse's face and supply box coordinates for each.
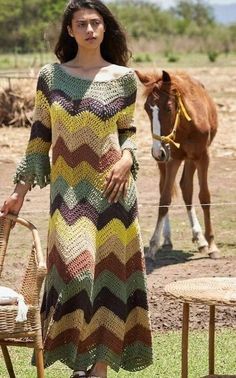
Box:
[150,104,162,159]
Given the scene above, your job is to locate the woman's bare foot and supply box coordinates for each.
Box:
[87,362,107,378]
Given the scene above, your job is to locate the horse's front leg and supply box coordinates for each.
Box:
[157,163,173,250]
[162,213,173,249]
[148,159,182,260]
[180,160,208,251]
[195,151,220,258]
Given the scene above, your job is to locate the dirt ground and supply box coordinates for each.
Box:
[0,64,236,333]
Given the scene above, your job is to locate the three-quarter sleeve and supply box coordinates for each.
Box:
[117,72,139,180]
[13,66,52,188]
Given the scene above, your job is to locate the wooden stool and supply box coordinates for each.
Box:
[164,277,236,378]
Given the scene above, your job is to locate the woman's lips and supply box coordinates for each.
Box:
[86,36,96,41]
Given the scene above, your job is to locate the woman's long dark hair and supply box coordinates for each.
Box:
[55,0,131,66]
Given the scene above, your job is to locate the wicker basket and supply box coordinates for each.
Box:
[0,214,47,378]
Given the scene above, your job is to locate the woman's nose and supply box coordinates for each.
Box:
[86,23,93,33]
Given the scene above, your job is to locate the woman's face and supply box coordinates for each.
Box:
[68,8,105,50]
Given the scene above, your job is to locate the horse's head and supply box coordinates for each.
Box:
[136,70,181,162]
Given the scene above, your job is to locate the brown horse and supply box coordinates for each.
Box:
[136,69,220,260]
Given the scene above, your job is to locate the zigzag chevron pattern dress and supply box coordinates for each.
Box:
[14,63,153,372]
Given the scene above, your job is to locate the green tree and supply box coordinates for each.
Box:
[171,0,215,28]
[109,1,174,39]
[0,0,235,55]
[0,0,65,52]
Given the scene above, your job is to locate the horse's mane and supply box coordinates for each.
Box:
[142,71,204,99]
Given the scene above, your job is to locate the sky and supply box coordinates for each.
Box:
[152,0,236,7]
[105,0,236,6]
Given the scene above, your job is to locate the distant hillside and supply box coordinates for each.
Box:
[213,3,236,24]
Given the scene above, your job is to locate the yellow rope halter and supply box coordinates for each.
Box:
[152,92,191,149]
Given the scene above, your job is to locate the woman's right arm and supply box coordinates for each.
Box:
[0,65,52,217]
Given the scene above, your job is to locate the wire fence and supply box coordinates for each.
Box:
[8,201,236,215]
[0,73,235,251]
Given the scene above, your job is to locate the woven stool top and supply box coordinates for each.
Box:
[164,277,236,306]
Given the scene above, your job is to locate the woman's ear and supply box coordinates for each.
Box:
[67,25,74,38]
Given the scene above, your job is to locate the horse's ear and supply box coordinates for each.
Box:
[135,70,153,85]
[162,70,171,82]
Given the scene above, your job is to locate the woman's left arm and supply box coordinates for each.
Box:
[104,72,139,203]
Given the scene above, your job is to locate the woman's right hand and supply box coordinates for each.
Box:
[0,192,24,217]
[0,182,30,218]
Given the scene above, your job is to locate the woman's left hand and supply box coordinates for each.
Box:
[104,150,133,203]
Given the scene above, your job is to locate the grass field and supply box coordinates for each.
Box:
[0,52,55,71]
[1,51,236,71]
[0,329,236,377]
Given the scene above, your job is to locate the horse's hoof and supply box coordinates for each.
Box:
[144,248,157,262]
[161,243,173,251]
[198,245,209,255]
[145,256,156,265]
[208,250,221,259]
[145,253,156,262]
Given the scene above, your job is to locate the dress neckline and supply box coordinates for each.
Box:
[55,63,133,84]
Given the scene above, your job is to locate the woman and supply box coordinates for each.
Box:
[0,1,153,377]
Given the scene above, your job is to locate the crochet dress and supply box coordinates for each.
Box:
[14,63,153,372]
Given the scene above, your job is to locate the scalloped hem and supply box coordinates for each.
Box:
[13,173,50,189]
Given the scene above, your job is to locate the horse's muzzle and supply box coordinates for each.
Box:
[152,144,171,162]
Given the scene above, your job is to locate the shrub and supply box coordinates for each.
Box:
[167,53,179,63]
[207,50,219,62]
[133,53,153,63]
